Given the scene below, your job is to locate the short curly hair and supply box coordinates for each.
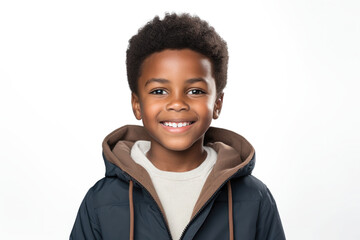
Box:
[126,13,228,96]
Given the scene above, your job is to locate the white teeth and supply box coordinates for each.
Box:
[162,122,192,128]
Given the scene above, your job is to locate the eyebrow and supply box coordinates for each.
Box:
[144,78,170,86]
[144,78,207,86]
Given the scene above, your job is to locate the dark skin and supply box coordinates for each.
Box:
[131,49,224,172]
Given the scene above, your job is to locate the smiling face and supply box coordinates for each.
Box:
[132,49,223,152]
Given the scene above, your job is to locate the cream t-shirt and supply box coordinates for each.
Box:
[130,140,217,240]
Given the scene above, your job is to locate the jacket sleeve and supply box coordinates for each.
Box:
[70,188,102,240]
[256,186,286,240]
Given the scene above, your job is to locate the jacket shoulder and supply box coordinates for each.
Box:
[70,177,132,239]
[231,175,286,239]
[230,175,272,202]
[87,177,130,209]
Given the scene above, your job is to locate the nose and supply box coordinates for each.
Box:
[166,94,190,112]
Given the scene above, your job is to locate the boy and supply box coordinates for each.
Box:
[70,13,285,240]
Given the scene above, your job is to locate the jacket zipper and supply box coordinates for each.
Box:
[179,175,235,240]
[125,174,173,240]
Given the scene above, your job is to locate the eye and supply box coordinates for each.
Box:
[188,89,206,95]
[150,89,167,95]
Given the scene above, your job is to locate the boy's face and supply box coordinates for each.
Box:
[132,49,223,152]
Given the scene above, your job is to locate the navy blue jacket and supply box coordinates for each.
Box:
[70,125,285,239]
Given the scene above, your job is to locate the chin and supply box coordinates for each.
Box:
[160,139,196,152]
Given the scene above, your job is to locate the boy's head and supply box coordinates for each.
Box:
[126,13,228,97]
[127,13,228,152]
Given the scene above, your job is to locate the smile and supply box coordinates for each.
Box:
[161,121,195,128]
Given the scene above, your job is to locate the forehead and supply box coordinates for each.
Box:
[139,49,214,84]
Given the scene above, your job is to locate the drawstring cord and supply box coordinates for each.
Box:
[129,180,134,240]
[227,181,234,240]
[129,179,234,240]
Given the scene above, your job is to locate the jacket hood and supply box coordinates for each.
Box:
[102,124,255,219]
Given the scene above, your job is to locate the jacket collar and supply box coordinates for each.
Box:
[102,125,255,220]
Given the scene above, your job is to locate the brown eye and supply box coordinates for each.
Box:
[150,89,167,95]
[188,89,205,95]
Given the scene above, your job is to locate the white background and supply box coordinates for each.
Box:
[1,0,359,239]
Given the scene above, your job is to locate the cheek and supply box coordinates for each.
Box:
[140,99,162,119]
[193,99,214,118]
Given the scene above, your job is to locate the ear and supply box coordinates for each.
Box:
[213,92,224,119]
[131,92,142,120]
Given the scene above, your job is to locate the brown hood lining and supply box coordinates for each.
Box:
[102,125,255,225]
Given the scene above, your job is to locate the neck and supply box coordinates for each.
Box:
[146,139,207,172]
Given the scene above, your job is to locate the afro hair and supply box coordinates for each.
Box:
[126,13,229,96]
